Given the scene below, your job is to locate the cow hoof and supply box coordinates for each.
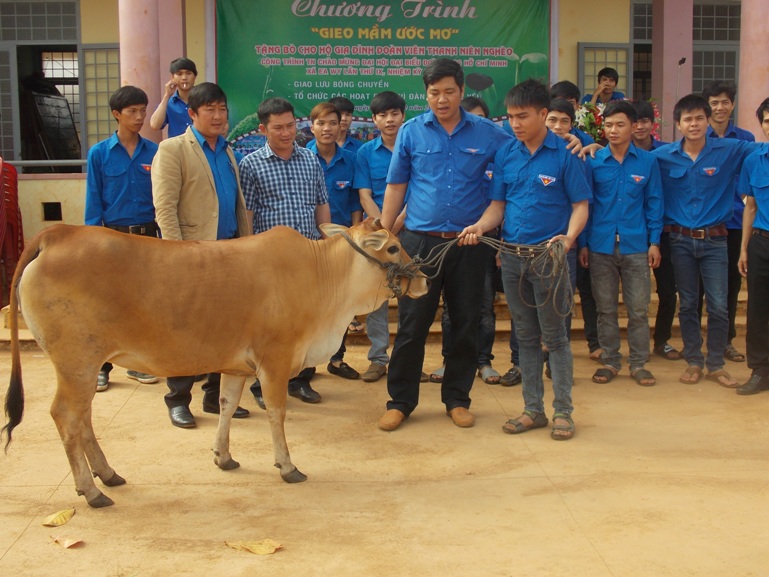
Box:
[87,492,115,508]
[215,457,240,471]
[281,467,308,483]
[101,471,126,487]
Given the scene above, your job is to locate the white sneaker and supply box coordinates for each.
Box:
[126,370,159,384]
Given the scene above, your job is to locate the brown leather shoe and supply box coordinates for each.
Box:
[378,409,406,431]
[446,407,474,428]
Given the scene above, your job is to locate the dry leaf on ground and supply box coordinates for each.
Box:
[51,536,84,549]
[225,539,283,555]
[42,508,76,527]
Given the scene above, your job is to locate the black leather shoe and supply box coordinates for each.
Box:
[288,383,322,403]
[736,374,769,395]
[250,383,266,410]
[202,400,251,418]
[169,406,196,428]
[327,361,360,380]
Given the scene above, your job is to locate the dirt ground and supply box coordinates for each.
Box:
[1,337,767,577]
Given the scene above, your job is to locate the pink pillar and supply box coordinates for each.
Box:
[651,0,693,142]
[738,0,769,141]
[157,1,186,92]
[118,0,162,143]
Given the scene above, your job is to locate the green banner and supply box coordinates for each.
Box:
[216,0,549,153]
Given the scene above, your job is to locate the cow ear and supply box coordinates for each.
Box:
[360,229,389,251]
[319,223,349,238]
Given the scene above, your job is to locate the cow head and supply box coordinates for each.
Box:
[320,218,428,299]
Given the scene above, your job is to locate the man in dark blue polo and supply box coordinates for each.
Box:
[460,79,591,441]
[652,94,760,388]
[377,58,513,431]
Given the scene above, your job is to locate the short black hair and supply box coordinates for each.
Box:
[461,96,489,118]
[673,94,711,122]
[702,80,736,103]
[187,82,227,113]
[603,100,637,123]
[422,58,463,90]
[109,85,148,114]
[547,98,575,123]
[257,97,294,126]
[597,67,619,83]
[756,97,769,124]
[550,80,580,102]
[169,57,197,76]
[504,78,550,111]
[370,91,405,115]
[632,99,655,121]
[328,96,354,114]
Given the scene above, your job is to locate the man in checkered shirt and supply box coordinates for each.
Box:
[239,97,331,405]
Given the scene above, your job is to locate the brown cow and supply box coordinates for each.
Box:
[2,218,427,508]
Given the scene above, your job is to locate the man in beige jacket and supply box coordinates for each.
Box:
[152,82,251,428]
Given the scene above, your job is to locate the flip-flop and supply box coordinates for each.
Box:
[679,365,703,384]
[653,343,682,361]
[630,368,656,386]
[706,369,739,388]
[348,319,365,334]
[589,349,604,363]
[429,365,445,383]
[478,365,501,384]
[724,345,746,363]
[592,368,617,383]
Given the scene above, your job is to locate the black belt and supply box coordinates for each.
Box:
[753,228,769,239]
[663,223,727,239]
[105,222,159,237]
[420,230,460,239]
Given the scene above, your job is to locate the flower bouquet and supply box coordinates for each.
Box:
[575,102,605,141]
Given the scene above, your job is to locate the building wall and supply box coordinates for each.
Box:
[557,0,631,85]
[18,176,86,240]
[80,0,119,44]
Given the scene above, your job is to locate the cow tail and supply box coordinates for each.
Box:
[2,238,41,451]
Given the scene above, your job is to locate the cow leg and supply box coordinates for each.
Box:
[212,373,246,471]
[50,375,114,508]
[261,371,307,483]
[80,404,126,488]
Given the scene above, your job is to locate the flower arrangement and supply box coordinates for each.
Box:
[575,99,662,142]
[649,100,662,140]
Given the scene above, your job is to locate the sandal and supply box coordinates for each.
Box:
[551,413,575,441]
[653,343,682,361]
[630,368,656,387]
[705,368,739,388]
[592,367,617,384]
[724,345,746,363]
[478,365,501,384]
[589,348,604,363]
[429,365,445,383]
[500,366,522,387]
[679,365,703,384]
[502,410,548,434]
[348,319,365,334]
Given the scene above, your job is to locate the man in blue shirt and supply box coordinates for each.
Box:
[329,96,364,154]
[306,101,362,381]
[581,67,626,106]
[149,57,197,138]
[631,100,681,362]
[736,97,769,395]
[652,94,760,387]
[702,80,755,364]
[378,58,513,431]
[239,97,331,406]
[152,82,252,428]
[460,79,591,441]
[85,85,160,392]
[582,100,663,386]
[354,91,407,383]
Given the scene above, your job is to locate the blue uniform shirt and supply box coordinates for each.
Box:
[571,127,595,146]
[306,141,361,226]
[85,132,158,226]
[191,126,238,240]
[707,122,755,229]
[165,91,193,137]
[354,136,392,212]
[388,107,513,232]
[341,135,364,154]
[580,91,626,104]
[653,137,760,228]
[738,144,769,231]
[587,143,663,254]
[490,130,592,245]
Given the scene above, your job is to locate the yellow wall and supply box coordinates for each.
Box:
[18,176,86,240]
[557,0,631,86]
[185,0,208,80]
[80,0,119,44]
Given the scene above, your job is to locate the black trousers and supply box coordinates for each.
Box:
[386,230,492,416]
[653,232,678,347]
[248,367,316,396]
[576,263,600,352]
[746,233,769,376]
[165,374,220,409]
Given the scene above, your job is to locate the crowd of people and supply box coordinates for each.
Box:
[83,57,769,439]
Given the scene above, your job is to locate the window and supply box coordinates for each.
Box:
[578,43,631,101]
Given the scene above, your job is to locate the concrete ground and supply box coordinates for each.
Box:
[0,336,766,577]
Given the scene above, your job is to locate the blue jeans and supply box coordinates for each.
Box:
[501,252,573,416]
[366,300,390,366]
[589,248,651,372]
[669,232,728,371]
